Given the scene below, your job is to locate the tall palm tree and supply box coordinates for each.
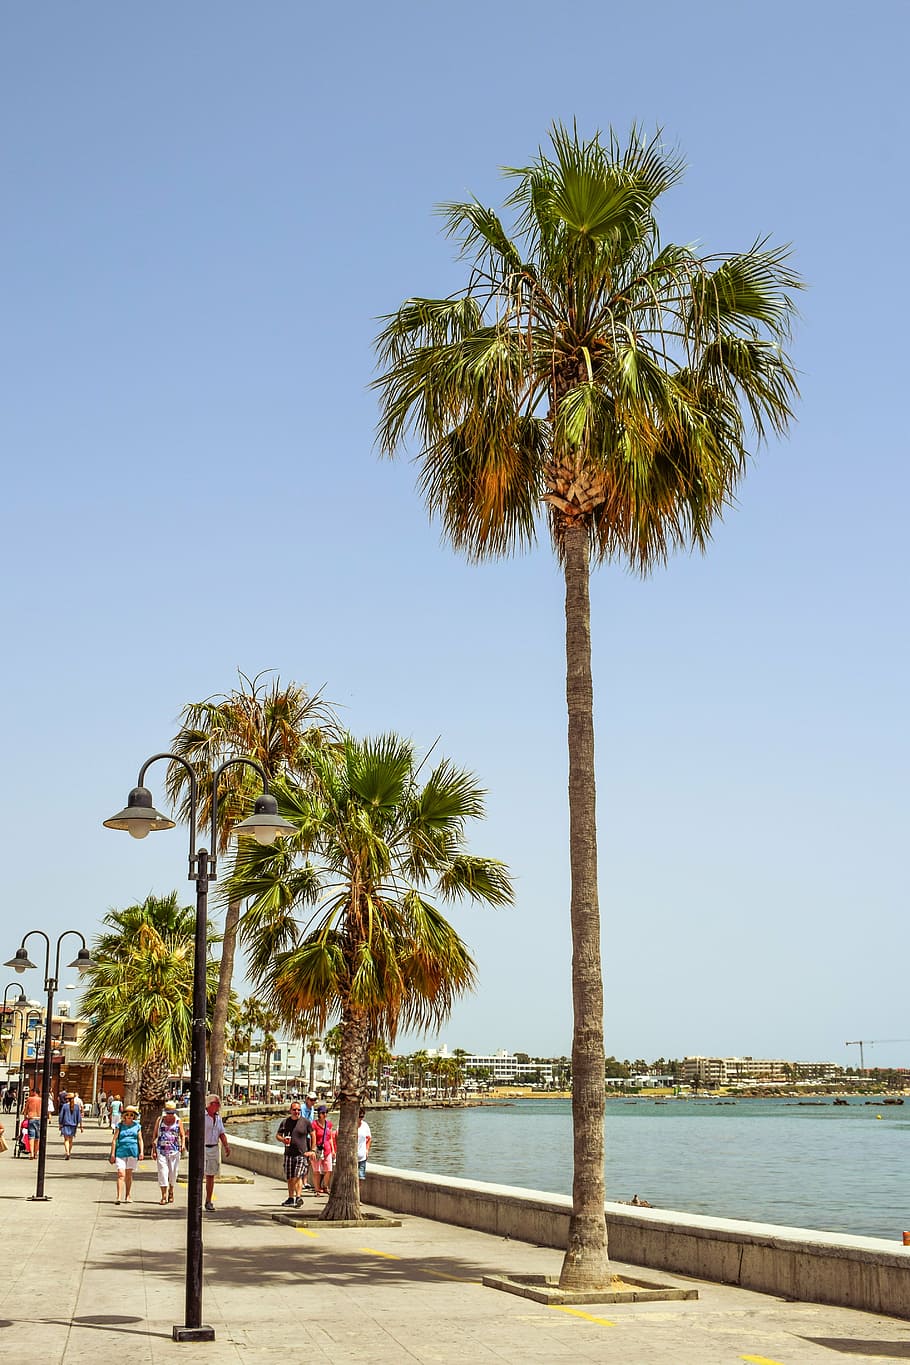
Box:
[374,124,800,1288]
[80,893,218,1148]
[228,731,512,1220]
[167,671,338,1098]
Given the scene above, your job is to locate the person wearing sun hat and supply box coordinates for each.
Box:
[109,1103,144,1204]
[154,1100,186,1205]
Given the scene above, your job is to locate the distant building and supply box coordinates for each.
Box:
[680,1055,845,1087]
[465,1050,554,1085]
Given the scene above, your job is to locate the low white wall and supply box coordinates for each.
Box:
[226,1136,910,1318]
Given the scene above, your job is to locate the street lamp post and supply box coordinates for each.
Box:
[13,1011,42,1152]
[103,752,294,1344]
[3,934,95,1199]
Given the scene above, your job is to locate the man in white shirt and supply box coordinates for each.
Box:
[203,1094,231,1211]
[357,1108,371,1180]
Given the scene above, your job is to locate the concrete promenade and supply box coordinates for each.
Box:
[2,1124,909,1363]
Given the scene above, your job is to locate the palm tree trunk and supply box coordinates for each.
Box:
[123,1060,140,1110]
[308,1045,316,1092]
[208,897,241,1097]
[559,522,609,1289]
[139,1054,171,1152]
[265,1045,272,1102]
[322,1008,369,1222]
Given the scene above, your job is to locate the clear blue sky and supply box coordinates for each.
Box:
[2,2,907,1069]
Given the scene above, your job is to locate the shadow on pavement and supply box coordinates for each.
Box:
[84,1239,512,1291]
[802,1341,910,1357]
[34,1316,172,1341]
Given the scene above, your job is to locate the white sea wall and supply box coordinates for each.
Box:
[225,1135,910,1319]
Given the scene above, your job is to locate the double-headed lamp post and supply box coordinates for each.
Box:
[103,752,295,1344]
[4,933,95,1200]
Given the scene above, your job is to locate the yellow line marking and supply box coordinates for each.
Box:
[548,1305,616,1327]
[424,1269,480,1284]
[742,1356,787,1364]
[295,1227,319,1239]
[359,1247,400,1258]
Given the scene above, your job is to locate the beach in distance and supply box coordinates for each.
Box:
[233,1095,910,1242]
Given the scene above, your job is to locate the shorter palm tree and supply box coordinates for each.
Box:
[229,732,512,1220]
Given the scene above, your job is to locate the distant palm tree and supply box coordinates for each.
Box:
[323,1024,342,1091]
[307,1036,322,1093]
[81,893,217,1147]
[411,1050,429,1102]
[167,671,337,1097]
[240,997,262,1100]
[369,1036,393,1098]
[228,731,512,1220]
[375,124,800,1288]
[258,1008,281,1102]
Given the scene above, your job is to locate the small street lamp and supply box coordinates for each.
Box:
[104,752,294,1343]
[1,983,27,1107]
[13,1009,43,1149]
[3,934,95,1198]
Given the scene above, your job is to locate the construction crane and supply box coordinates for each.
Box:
[845,1039,910,1072]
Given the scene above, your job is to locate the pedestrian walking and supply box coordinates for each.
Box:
[275,1100,313,1207]
[98,1089,108,1125]
[110,1103,143,1204]
[357,1108,371,1181]
[23,1087,42,1162]
[202,1094,230,1211]
[154,1100,185,1204]
[58,1092,83,1159]
[310,1105,335,1195]
[108,1093,123,1129]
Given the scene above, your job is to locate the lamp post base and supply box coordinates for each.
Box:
[172,1325,215,1343]
[28,1195,51,1202]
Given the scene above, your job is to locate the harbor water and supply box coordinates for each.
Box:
[233,1096,910,1240]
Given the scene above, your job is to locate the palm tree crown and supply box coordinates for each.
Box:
[376,123,799,570]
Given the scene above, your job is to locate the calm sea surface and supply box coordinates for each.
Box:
[233,1097,910,1240]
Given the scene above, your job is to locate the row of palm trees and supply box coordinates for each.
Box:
[83,674,512,1218]
[84,126,799,1277]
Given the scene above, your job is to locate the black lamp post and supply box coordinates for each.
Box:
[104,752,294,1344]
[13,1010,43,1150]
[3,934,95,1199]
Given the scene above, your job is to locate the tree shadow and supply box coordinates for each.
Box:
[801,1340,910,1357]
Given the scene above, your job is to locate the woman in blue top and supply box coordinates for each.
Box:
[109,1104,144,1205]
[58,1091,84,1160]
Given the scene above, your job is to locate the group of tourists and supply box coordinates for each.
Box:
[108,1093,230,1210]
[275,1091,370,1207]
[4,1084,373,1214]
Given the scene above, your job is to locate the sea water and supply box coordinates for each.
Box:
[233,1096,910,1239]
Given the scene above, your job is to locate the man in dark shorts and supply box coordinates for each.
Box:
[275,1100,313,1207]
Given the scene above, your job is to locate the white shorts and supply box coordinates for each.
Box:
[156,1150,180,1185]
[115,1155,138,1172]
[204,1146,221,1176]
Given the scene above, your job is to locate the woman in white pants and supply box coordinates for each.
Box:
[153,1101,185,1204]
